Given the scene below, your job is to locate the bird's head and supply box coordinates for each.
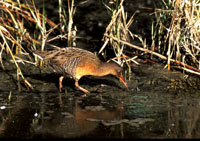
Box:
[106,61,128,89]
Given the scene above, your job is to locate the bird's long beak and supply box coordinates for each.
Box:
[119,72,128,89]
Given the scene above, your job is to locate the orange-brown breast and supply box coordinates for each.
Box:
[75,55,102,80]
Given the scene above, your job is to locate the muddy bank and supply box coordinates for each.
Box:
[0,56,200,138]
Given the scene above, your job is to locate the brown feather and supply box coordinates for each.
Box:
[32,47,128,93]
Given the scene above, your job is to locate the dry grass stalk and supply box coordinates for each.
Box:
[0,0,60,90]
[154,0,200,74]
[106,34,200,75]
[100,0,136,67]
[67,0,76,47]
[58,0,77,47]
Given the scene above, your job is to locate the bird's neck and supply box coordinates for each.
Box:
[95,62,112,77]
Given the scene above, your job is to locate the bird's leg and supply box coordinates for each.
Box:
[59,76,64,92]
[75,80,89,93]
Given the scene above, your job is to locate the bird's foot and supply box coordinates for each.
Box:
[59,76,64,93]
[75,80,90,94]
[79,87,90,94]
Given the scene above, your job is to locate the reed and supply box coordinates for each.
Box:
[99,0,137,80]
[100,0,200,78]
[0,0,58,90]
[58,0,77,47]
[153,0,200,74]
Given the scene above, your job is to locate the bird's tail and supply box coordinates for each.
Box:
[26,46,46,60]
[32,50,48,60]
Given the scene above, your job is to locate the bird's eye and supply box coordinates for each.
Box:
[117,69,122,75]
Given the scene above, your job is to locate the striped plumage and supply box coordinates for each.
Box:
[33,47,128,93]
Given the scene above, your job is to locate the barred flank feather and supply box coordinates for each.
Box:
[32,47,128,93]
[32,47,99,79]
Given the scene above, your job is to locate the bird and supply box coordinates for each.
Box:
[32,47,128,93]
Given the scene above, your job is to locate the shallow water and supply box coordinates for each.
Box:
[0,60,200,138]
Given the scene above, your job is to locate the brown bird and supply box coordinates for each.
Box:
[33,47,128,93]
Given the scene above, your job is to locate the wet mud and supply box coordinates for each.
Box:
[0,57,200,138]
